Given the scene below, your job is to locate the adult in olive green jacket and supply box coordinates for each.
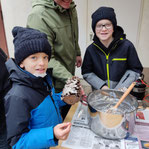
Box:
[27,0,82,93]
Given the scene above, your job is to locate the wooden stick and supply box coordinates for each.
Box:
[113,82,136,109]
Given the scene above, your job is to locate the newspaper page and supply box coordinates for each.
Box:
[133,124,149,149]
[138,139,149,149]
[122,107,149,149]
[136,108,149,124]
[122,112,149,149]
[121,136,139,149]
[138,137,149,149]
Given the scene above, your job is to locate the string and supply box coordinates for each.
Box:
[140,79,149,101]
[140,79,149,87]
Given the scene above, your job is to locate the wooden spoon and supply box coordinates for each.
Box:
[107,82,136,113]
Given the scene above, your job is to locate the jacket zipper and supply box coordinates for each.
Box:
[45,79,61,123]
[49,92,61,123]
[93,43,110,88]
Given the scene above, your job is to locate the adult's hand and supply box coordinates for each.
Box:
[54,122,71,140]
[76,56,82,67]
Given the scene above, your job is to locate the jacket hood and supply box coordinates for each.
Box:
[5,58,48,90]
[32,0,76,12]
[113,26,126,40]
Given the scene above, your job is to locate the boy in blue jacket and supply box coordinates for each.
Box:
[4,26,78,149]
[82,7,143,90]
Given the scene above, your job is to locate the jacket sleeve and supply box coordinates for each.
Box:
[73,8,81,56]
[5,95,57,149]
[83,73,106,90]
[82,48,106,89]
[126,42,143,74]
[115,42,143,89]
[51,87,66,108]
[115,70,140,89]
[27,14,72,84]
[13,127,57,149]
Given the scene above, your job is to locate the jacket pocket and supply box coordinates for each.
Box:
[112,58,127,61]
[111,58,127,80]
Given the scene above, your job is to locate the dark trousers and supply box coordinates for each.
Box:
[61,104,71,120]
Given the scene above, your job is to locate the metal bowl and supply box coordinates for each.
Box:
[87,89,138,139]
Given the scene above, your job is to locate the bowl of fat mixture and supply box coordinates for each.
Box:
[87,89,138,139]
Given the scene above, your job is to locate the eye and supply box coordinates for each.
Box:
[44,56,49,60]
[105,23,112,28]
[96,24,102,29]
[30,56,37,60]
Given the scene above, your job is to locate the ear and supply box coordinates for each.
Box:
[20,63,24,68]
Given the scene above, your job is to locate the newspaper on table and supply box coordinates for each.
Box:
[123,107,149,149]
[61,103,149,149]
[136,108,149,124]
[121,136,139,149]
[134,108,149,149]
[134,124,149,149]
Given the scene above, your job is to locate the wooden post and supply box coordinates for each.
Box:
[0,3,9,57]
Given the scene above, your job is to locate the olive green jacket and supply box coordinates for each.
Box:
[27,0,81,92]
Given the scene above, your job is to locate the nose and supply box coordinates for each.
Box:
[101,25,107,30]
[38,58,45,65]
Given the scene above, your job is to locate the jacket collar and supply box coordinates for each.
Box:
[5,58,52,91]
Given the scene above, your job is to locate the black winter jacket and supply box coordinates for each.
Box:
[82,26,143,90]
[4,59,65,148]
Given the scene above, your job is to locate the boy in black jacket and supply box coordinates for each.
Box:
[82,7,143,90]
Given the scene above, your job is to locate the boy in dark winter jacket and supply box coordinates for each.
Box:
[0,48,11,149]
[82,6,143,90]
[4,27,79,149]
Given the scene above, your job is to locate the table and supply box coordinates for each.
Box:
[51,99,149,149]
[51,103,79,149]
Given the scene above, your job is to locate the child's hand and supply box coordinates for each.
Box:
[54,122,71,140]
[118,87,127,92]
[101,85,109,90]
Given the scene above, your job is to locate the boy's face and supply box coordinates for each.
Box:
[54,0,72,9]
[95,19,114,42]
[20,52,49,76]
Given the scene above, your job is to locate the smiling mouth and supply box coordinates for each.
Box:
[101,32,108,34]
[62,0,71,3]
[101,31,110,35]
[36,69,45,73]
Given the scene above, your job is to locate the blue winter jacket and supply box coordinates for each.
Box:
[82,26,143,90]
[4,59,66,149]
